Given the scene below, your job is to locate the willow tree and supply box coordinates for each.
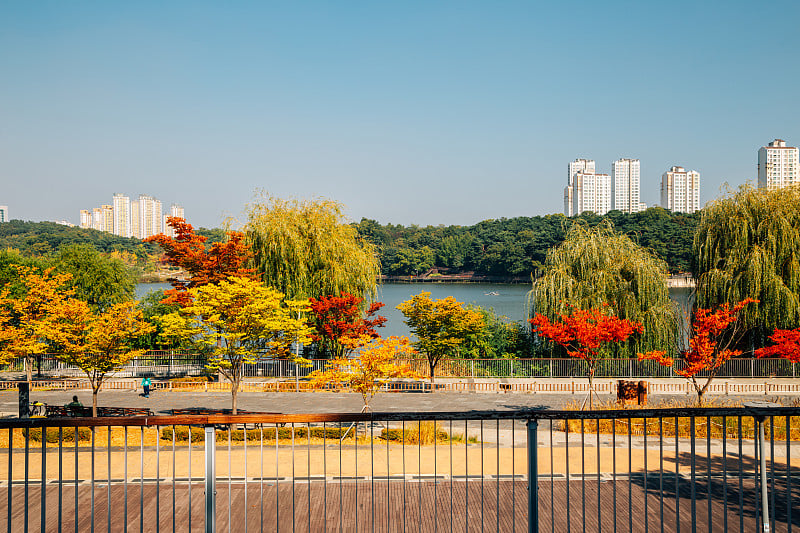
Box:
[530,221,679,358]
[242,196,381,301]
[694,185,800,346]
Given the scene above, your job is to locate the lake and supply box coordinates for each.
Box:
[136,282,692,339]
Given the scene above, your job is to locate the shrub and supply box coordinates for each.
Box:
[381,421,450,444]
[27,427,92,443]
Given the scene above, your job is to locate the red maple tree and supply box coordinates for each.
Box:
[755,327,800,363]
[145,217,257,306]
[308,292,387,358]
[530,305,643,408]
[639,298,757,404]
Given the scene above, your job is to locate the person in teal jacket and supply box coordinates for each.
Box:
[142,377,152,398]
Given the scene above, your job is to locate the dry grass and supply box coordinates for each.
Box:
[561,398,800,441]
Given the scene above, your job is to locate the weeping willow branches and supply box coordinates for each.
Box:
[530,221,680,357]
[242,195,381,302]
[694,185,800,343]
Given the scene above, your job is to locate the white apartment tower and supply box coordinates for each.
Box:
[758,139,799,190]
[79,210,92,229]
[574,171,612,215]
[564,158,611,216]
[0,206,7,223]
[611,158,642,213]
[661,166,700,213]
[92,208,103,231]
[165,204,185,237]
[112,193,131,238]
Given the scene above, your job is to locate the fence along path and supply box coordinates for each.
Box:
[1,407,799,532]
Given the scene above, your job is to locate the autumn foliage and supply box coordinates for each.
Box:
[755,328,800,363]
[308,335,419,409]
[530,305,643,408]
[639,298,758,404]
[145,217,256,305]
[308,292,387,358]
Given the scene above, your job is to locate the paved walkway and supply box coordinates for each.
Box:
[1,387,781,419]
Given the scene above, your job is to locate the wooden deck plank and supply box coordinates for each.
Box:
[0,478,798,532]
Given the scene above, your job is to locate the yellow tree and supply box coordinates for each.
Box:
[56,301,155,416]
[397,292,485,384]
[160,276,313,413]
[308,335,419,411]
[0,266,78,382]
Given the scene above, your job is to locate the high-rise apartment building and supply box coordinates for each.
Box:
[573,171,612,215]
[661,166,700,213]
[564,159,599,216]
[112,193,131,238]
[611,158,642,213]
[0,206,7,223]
[101,205,114,233]
[79,210,92,229]
[758,139,799,190]
[165,204,185,237]
[92,208,103,230]
[564,159,612,215]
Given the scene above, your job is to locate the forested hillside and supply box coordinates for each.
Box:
[0,221,227,258]
[355,207,699,278]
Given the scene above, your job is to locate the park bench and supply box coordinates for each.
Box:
[45,405,154,417]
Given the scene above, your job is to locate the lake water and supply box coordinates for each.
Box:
[136,282,692,339]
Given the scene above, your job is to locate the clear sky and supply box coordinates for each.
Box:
[2,1,799,229]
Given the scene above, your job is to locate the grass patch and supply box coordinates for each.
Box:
[381,421,457,444]
[561,398,800,440]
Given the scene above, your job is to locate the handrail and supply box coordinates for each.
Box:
[3,405,800,428]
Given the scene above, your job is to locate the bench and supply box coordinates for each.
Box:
[45,406,154,418]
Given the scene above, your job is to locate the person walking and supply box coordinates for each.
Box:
[142,376,152,398]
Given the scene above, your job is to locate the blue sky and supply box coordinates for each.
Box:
[2,1,799,228]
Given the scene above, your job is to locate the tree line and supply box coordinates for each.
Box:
[354,207,700,278]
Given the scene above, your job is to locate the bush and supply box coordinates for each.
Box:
[27,427,92,443]
[381,421,449,444]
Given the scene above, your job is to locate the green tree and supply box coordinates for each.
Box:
[397,292,485,383]
[694,185,800,347]
[530,221,680,358]
[243,196,381,301]
[160,277,313,413]
[52,244,136,311]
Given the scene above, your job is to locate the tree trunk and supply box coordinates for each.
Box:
[25,357,32,383]
[231,380,239,415]
[92,386,99,417]
[587,373,594,410]
[429,360,436,386]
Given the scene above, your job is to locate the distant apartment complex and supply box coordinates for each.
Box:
[660,166,701,213]
[80,194,183,239]
[758,139,799,190]
[564,158,642,216]
[611,159,645,213]
[0,205,7,223]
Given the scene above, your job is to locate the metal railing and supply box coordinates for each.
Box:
[1,406,799,532]
[2,356,798,380]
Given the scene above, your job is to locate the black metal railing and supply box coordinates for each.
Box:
[1,406,799,532]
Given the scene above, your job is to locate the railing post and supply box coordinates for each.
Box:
[746,402,778,533]
[527,419,539,533]
[205,425,216,533]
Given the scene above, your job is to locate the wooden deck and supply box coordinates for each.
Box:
[1,477,798,532]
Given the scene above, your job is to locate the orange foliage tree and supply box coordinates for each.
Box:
[145,217,256,305]
[55,301,155,416]
[530,305,643,408]
[639,298,758,405]
[308,335,419,411]
[755,328,800,363]
[0,266,81,381]
[308,292,387,359]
